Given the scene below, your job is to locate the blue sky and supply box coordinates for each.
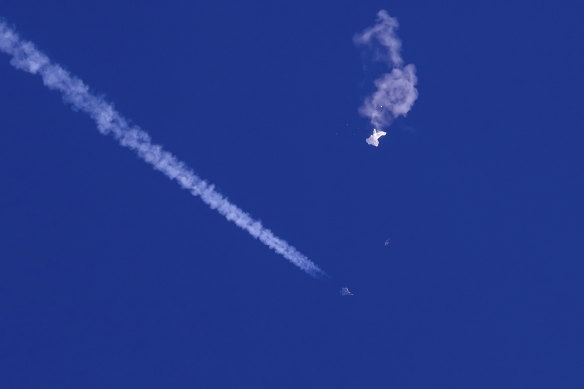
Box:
[1,1,583,388]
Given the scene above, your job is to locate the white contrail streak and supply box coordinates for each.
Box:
[0,20,325,278]
[355,10,418,131]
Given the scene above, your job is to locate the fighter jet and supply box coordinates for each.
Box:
[366,128,387,147]
[340,287,354,296]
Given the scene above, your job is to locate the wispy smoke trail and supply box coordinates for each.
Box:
[355,10,418,131]
[0,20,325,278]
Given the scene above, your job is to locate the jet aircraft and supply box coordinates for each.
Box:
[340,287,354,296]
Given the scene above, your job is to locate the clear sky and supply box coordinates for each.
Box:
[1,1,583,388]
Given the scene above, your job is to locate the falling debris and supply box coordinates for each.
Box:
[366,128,387,147]
[340,287,354,296]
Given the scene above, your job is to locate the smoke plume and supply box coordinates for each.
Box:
[355,10,418,131]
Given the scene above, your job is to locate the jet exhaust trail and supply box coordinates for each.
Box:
[0,20,326,278]
[355,10,418,131]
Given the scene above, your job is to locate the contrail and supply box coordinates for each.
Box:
[0,20,325,278]
[355,10,418,131]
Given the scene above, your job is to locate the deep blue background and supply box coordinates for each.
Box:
[1,1,583,387]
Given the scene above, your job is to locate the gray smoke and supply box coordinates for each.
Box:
[355,10,418,130]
